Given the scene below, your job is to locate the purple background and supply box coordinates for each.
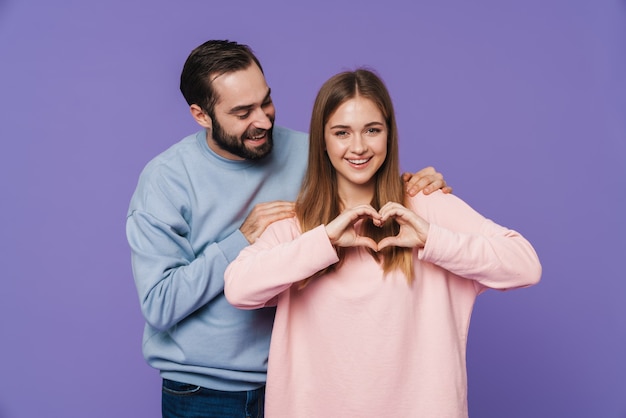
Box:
[1,0,624,417]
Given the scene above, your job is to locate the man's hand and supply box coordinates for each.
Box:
[402,166,452,197]
[240,201,295,244]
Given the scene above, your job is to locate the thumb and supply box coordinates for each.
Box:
[353,236,379,252]
[377,237,398,251]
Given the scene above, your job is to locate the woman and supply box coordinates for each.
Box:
[224,69,541,417]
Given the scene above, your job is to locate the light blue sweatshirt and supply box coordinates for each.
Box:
[126,126,308,391]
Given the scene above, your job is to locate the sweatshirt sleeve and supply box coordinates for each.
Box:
[126,168,250,331]
[415,191,542,291]
[224,222,340,309]
[127,210,248,331]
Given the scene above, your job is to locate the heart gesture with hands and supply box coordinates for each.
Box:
[377,202,430,251]
[325,202,430,252]
[325,204,382,252]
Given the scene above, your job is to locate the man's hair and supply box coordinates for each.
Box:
[179,40,264,117]
[295,68,414,287]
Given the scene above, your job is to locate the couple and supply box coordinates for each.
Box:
[127,40,540,418]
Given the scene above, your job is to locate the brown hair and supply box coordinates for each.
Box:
[179,40,264,118]
[295,68,414,286]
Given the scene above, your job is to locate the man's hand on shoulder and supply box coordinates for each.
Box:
[403,166,452,197]
[240,201,296,244]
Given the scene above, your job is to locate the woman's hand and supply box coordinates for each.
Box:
[325,204,381,252]
[377,202,430,251]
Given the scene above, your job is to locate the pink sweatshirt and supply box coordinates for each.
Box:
[225,191,541,418]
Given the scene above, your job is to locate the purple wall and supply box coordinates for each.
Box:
[1,0,624,417]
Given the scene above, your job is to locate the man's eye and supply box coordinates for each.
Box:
[237,112,250,120]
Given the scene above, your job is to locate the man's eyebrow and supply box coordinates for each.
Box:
[228,88,272,114]
[263,88,272,102]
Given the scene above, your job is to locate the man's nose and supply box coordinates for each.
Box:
[251,107,272,130]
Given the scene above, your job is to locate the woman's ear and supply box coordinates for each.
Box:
[190,104,212,129]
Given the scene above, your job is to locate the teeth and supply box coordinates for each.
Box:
[348,158,369,165]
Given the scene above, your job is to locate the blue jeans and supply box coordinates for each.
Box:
[161,379,265,418]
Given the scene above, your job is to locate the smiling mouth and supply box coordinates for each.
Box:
[246,131,267,142]
[347,157,371,165]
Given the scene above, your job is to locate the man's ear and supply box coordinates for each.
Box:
[190,104,212,129]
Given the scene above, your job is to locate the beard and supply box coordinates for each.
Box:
[211,116,274,160]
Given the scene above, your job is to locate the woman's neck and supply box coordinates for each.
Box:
[338,181,375,209]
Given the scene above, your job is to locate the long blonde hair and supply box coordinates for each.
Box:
[296,69,414,286]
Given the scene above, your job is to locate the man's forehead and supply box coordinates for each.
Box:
[211,67,269,108]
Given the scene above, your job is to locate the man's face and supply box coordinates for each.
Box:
[207,64,276,161]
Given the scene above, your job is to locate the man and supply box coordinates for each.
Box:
[126,40,450,418]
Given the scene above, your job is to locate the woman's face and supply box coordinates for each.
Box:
[324,96,388,198]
